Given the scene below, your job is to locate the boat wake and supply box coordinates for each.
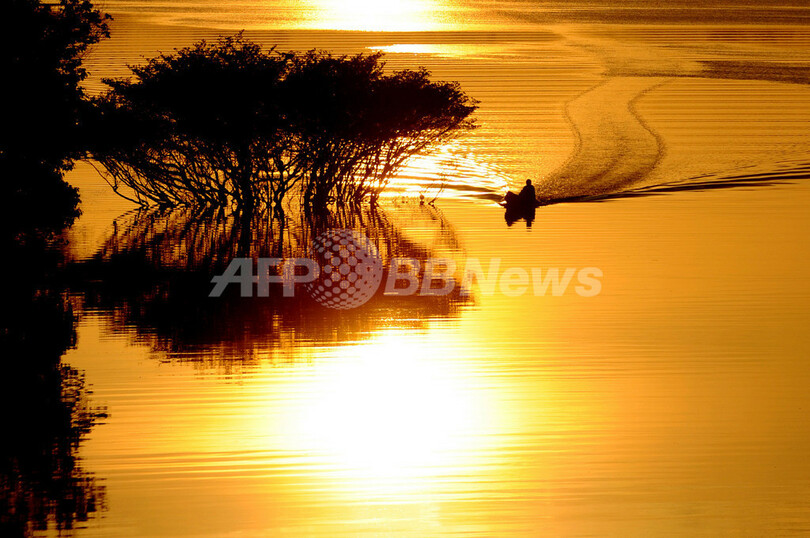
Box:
[540,160,810,205]
[534,75,809,206]
[538,76,670,201]
[397,75,808,208]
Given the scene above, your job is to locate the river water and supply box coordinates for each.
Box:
[12,1,810,535]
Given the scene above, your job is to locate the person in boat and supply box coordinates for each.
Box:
[519,179,536,204]
[503,179,537,208]
[503,179,538,227]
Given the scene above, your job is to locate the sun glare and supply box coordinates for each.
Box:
[310,0,443,31]
[279,330,500,498]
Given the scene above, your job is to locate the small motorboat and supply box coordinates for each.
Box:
[501,190,541,209]
[500,191,540,226]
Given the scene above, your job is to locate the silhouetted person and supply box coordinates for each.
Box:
[519,179,536,204]
[503,180,537,227]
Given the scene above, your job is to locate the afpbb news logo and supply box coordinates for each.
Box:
[209,229,602,309]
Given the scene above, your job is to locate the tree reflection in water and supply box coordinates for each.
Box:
[0,238,107,536]
[68,203,471,365]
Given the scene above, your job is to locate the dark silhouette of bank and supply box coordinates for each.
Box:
[89,35,477,217]
[502,179,539,227]
[0,0,110,241]
[1,5,110,526]
[0,239,106,536]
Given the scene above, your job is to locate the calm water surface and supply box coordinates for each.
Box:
[19,1,810,535]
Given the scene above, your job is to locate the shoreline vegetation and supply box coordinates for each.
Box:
[1,0,110,240]
[3,0,478,240]
[89,36,478,217]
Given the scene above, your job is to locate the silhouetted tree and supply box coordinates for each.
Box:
[90,36,477,215]
[91,36,291,212]
[0,0,110,240]
[282,51,478,210]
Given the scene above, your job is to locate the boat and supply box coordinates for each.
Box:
[500,190,541,210]
[500,191,540,226]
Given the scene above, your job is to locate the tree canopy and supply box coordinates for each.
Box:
[1,0,110,238]
[90,36,477,214]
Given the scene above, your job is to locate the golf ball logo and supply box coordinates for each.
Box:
[306,229,383,309]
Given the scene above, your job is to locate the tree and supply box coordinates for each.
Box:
[284,51,478,210]
[90,36,477,215]
[91,36,292,212]
[0,0,111,238]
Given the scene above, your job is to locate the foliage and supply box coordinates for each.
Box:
[0,0,111,239]
[90,35,477,214]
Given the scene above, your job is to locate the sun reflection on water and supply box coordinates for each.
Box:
[309,0,445,31]
[279,330,501,498]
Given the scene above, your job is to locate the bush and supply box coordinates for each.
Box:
[90,35,477,215]
[0,0,110,239]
